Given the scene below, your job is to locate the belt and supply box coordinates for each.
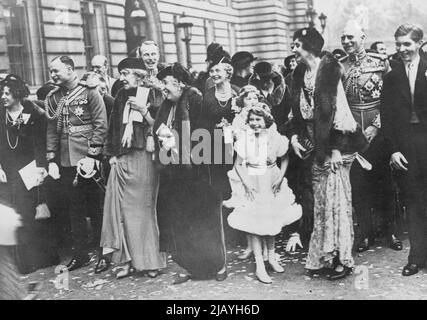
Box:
[349,101,380,112]
[63,124,92,134]
[247,163,277,169]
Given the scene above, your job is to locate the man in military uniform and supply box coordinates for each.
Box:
[45,56,108,271]
[340,21,402,252]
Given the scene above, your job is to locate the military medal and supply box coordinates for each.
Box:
[74,106,84,117]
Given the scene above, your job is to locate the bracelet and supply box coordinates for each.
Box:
[143,110,149,117]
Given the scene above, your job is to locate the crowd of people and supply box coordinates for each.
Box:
[2,18,427,297]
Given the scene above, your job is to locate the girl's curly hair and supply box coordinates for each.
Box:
[246,102,275,129]
[236,85,261,109]
[0,74,30,102]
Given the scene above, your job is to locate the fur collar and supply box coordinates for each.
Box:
[313,52,343,162]
[249,71,286,106]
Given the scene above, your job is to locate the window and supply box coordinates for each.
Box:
[3,0,32,84]
[81,2,109,70]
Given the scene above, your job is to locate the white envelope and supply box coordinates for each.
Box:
[18,160,45,191]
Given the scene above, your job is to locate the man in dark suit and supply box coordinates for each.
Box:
[381,24,427,276]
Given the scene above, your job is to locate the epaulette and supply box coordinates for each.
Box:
[78,80,97,89]
[339,55,349,63]
[367,52,388,61]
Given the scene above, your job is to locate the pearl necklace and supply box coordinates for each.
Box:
[215,83,233,107]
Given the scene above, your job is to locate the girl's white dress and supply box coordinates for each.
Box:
[227,129,302,236]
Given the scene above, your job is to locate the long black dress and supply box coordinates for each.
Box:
[0,100,58,274]
[154,87,227,280]
[200,85,238,201]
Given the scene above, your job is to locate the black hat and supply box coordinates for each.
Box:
[293,28,324,56]
[231,51,257,69]
[157,62,193,85]
[253,62,274,79]
[209,52,232,70]
[206,42,224,62]
[118,57,145,72]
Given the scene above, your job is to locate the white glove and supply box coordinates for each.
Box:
[77,157,98,177]
[286,233,303,253]
[35,168,48,186]
[159,135,176,151]
[0,169,7,183]
[48,163,61,180]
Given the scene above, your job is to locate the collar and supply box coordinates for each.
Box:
[349,50,367,63]
[405,55,420,70]
[62,76,80,92]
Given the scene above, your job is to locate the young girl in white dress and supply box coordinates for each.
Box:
[227,103,302,284]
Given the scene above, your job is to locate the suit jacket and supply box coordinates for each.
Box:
[381,59,427,156]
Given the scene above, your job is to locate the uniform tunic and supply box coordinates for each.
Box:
[341,51,395,240]
[45,79,108,254]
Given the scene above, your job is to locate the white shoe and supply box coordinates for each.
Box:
[268,259,285,273]
[256,268,272,284]
[268,250,284,273]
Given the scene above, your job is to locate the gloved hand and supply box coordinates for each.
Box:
[48,163,61,180]
[0,168,7,183]
[77,157,99,177]
[286,233,303,253]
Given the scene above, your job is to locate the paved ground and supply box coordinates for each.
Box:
[21,233,427,300]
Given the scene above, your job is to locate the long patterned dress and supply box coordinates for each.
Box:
[100,87,166,271]
[305,154,356,270]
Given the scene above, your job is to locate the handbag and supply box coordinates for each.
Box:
[35,188,51,220]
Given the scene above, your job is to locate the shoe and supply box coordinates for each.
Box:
[94,256,111,274]
[146,270,160,279]
[306,268,326,278]
[256,268,272,284]
[237,249,253,260]
[173,274,191,285]
[215,269,228,282]
[267,251,284,273]
[389,235,403,251]
[116,265,133,280]
[66,255,91,272]
[356,238,370,253]
[327,267,352,281]
[402,264,419,277]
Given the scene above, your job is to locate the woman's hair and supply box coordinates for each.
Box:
[236,85,261,109]
[0,74,30,102]
[210,62,234,80]
[293,28,324,58]
[246,103,274,129]
[284,55,296,69]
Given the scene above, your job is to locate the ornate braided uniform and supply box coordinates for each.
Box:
[341,51,396,245]
[45,78,108,258]
[341,51,389,131]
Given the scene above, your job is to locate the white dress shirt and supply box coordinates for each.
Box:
[405,55,421,123]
